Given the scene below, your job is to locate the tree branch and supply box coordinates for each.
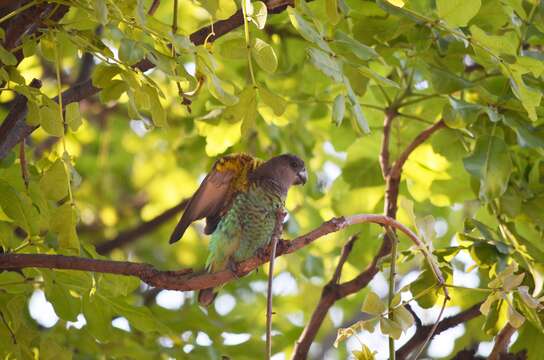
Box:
[389,119,446,179]
[0,214,441,292]
[489,323,516,360]
[95,199,188,254]
[0,0,294,159]
[395,302,482,359]
[291,113,447,359]
[379,108,396,177]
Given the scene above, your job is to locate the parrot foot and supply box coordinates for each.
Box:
[255,247,269,262]
[228,259,241,278]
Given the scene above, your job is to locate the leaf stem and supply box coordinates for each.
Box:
[412,296,447,359]
[54,34,74,205]
[241,0,257,87]
[387,227,398,360]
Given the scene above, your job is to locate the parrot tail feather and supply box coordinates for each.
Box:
[198,288,217,306]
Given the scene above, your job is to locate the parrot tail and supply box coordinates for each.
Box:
[198,288,217,306]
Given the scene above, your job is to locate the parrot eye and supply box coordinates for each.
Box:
[290,160,299,168]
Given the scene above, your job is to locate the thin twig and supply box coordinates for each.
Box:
[19,138,28,189]
[0,311,16,344]
[413,296,448,359]
[331,235,358,284]
[266,209,287,360]
[147,0,160,15]
[387,227,398,360]
[396,302,482,358]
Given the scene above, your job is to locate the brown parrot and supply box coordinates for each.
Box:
[169,153,307,305]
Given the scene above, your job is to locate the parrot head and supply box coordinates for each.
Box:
[251,154,307,195]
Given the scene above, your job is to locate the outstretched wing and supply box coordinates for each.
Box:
[169,154,261,244]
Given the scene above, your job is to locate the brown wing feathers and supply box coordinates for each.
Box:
[168,169,234,244]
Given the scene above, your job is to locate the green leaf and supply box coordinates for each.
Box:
[358,66,399,88]
[83,294,112,342]
[334,31,379,61]
[26,101,41,127]
[250,1,267,29]
[436,0,481,27]
[380,317,402,339]
[393,305,415,331]
[361,291,385,315]
[51,203,79,253]
[470,25,518,56]
[207,74,238,106]
[65,103,82,132]
[108,297,169,333]
[218,37,247,60]
[0,44,16,65]
[40,159,69,202]
[98,274,140,297]
[40,338,72,360]
[326,0,342,25]
[483,299,504,335]
[352,344,376,360]
[144,85,167,127]
[40,105,64,137]
[509,71,542,121]
[308,48,343,82]
[503,114,544,148]
[43,271,81,321]
[95,0,109,25]
[0,181,40,235]
[442,99,482,129]
[100,80,128,102]
[0,272,31,294]
[259,87,286,116]
[91,64,121,88]
[508,303,525,328]
[119,39,144,65]
[302,254,324,278]
[332,94,346,125]
[410,268,440,308]
[345,80,370,134]
[511,322,544,359]
[251,38,278,74]
[463,135,513,201]
[287,7,330,51]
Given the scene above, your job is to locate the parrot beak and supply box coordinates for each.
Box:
[295,168,308,185]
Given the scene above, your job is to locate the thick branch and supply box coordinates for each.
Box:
[395,302,482,359]
[489,324,516,360]
[95,199,188,254]
[0,0,294,159]
[292,114,447,359]
[0,214,440,292]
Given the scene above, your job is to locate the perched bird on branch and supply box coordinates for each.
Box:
[169,153,307,305]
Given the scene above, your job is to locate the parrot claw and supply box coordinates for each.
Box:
[228,260,240,278]
[255,247,269,262]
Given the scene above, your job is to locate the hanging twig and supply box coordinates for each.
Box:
[412,296,449,360]
[266,209,287,359]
